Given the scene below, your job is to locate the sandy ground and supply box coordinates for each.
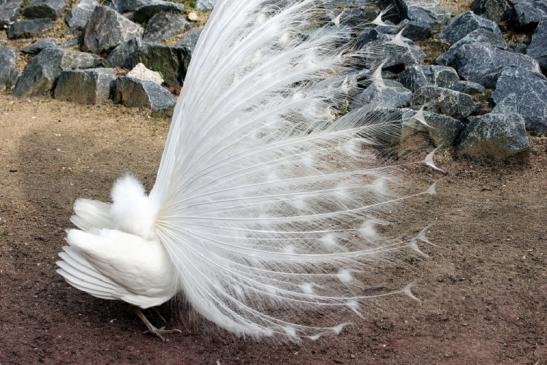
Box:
[0,92,545,364]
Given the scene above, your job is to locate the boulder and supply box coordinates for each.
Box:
[105,0,148,13]
[131,43,190,86]
[470,0,513,23]
[54,68,115,104]
[512,0,547,27]
[132,0,184,23]
[13,47,106,97]
[492,67,547,135]
[352,80,412,109]
[83,6,143,54]
[457,113,530,160]
[441,11,502,45]
[399,65,460,92]
[65,0,99,32]
[107,38,142,68]
[359,33,425,69]
[450,80,485,95]
[527,19,547,73]
[113,76,176,113]
[400,6,439,41]
[411,86,479,119]
[436,28,507,66]
[196,0,215,10]
[401,110,465,147]
[21,37,57,54]
[126,62,163,84]
[450,42,540,87]
[0,0,23,27]
[0,46,18,88]
[176,27,203,52]
[143,12,192,43]
[7,18,52,39]
[22,0,65,19]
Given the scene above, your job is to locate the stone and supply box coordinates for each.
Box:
[512,0,547,27]
[107,38,142,68]
[131,43,190,86]
[436,28,507,66]
[196,0,215,11]
[450,42,540,88]
[401,110,465,147]
[7,18,52,39]
[0,0,23,27]
[23,0,65,19]
[105,0,148,13]
[132,0,184,23]
[352,80,412,109]
[492,67,547,135]
[411,86,479,119]
[471,0,513,23]
[126,62,163,84]
[143,12,192,43]
[358,33,425,69]
[20,38,57,54]
[83,6,143,54]
[113,76,176,113]
[399,65,460,92]
[457,113,530,160]
[13,47,106,97]
[527,19,547,74]
[401,6,439,41]
[54,68,115,104]
[441,11,502,45]
[65,0,99,32]
[451,80,485,95]
[175,27,203,52]
[356,25,400,48]
[0,46,18,88]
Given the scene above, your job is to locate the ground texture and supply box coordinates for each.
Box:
[0,93,545,364]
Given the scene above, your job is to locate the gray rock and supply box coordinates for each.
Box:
[65,0,99,32]
[23,0,65,19]
[7,18,52,39]
[451,80,485,95]
[436,28,507,66]
[83,6,143,54]
[352,80,412,109]
[492,67,547,135]
[527,19,547,74]
[512,0,547,27]
[13,47,106,97]
[54,68,115,104]
[104,0,147,13]
[399,65,460,92]
[132,0,184,23]
[113,76,176,113]
[0,46,18,88]
[175,27,202,52]
[107,38,142,68]
[411,86,479,119]
[356,25,400,48]
[471,0,513,23]
[359,33,425,69]
[457,113,530,160]
[450,42,540,87]
[143,12,192,43]
[400,6,439,41]
[402,110,465,147]
[21,37,57,54]
[196,0,215,10]
[0,0,23,27]
[441,11,502,45]
[131,43,190,86]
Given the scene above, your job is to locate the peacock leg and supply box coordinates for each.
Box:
[135,308,182,342]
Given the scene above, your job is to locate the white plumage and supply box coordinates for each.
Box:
[57,0,435,341]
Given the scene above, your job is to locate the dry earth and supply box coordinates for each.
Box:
[0,92,545,364]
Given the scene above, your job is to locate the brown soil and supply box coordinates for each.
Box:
[0,92,545,365]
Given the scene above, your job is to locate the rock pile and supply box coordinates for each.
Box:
[0,0,545,161]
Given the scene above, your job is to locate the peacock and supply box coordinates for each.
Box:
[56,0,438,341]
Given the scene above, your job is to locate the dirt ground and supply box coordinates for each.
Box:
[0,92,545,365]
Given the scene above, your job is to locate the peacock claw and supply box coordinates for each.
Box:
[135,308,182,342]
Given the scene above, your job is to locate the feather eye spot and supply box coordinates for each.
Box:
[337,269,353,283]
[300,283,314,294]
[283,326,297,338]
[320,233,338,249]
